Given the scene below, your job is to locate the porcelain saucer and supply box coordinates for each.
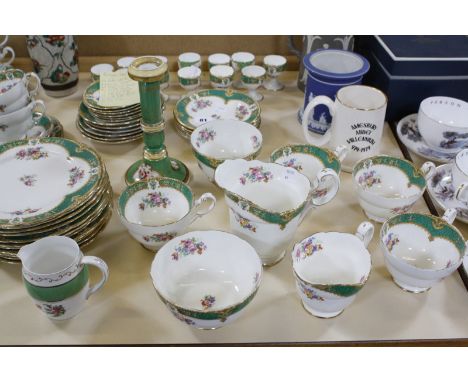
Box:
[427,163,468,223]
[396,114,456,164]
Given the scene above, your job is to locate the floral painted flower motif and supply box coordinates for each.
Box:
[311,187,328,199]
[32,59,45,74]
[0,83,15,94]
[235,104,250,120]
[19,174,37,187]
[401,119,422,143]
[143,232,175,243]
[44,35,65,47]
[67,166,85,187]
[139,191,171,210]
[431,169,455,202]
[440,131,468,150]
[135,163,159,182]
[239,166,273,185]
[10,207,40,216]
[281,157,303,172]
[391,204,412,214]
[251,135,260,150]
[300,282,324,301]
[0,123,7,132]
[358,170,381,189]
[200,295,216,310]
[191,98,212,112]
[0,105,6,113]
[168,305,195,325]
[234,212,257,233]
[446,260,454,269]
[26,36,39,48]
[15,147,49,160]
[295,237,323,261]
[41,303,66,317]
[171,237,207,261]
[195,128,216,148]
[50,64,70,84]
[385,233,399,252]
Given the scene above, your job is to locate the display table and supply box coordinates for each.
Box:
[1,72,467,345]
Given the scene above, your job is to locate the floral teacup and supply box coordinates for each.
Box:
[151,230,262,329]
[380,209,466,293]
[292,222,373,318]
[0,69,40,107]
[118,178,216,251]
[191,119,262,181]
[352,155,435,222]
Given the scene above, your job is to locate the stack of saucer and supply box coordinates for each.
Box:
[173,89,261,139]
[0,137,113,262]
[76,82,143,144]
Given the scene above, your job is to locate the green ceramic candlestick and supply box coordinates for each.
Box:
[125,56,190,184]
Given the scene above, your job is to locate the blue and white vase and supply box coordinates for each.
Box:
[298,49,370,135]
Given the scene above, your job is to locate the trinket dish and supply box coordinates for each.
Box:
[150,230,262,329]
[191,120,263,181]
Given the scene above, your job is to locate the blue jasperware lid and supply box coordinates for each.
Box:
[303,49,370,81]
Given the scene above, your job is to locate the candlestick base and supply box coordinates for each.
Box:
[125,158,190,185]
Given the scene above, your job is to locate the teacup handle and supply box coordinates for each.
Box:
[455,182,468,204]
[421,161,436,179]
[1,46,15,65]
[301,95,335,147]
[25,72,41,96]
[333,144,348,163]
[31,100,46,122]
[441,208,458,225]
[190,192,216,223]
[310,168,340,207]
[81,256,109,300]
[355,221,374,248]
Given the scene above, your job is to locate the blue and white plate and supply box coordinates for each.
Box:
[427,163,468,224]
[396,114,456,164]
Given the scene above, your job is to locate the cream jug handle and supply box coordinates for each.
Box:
[81,256,109,300]
[189,192,216,223]
[310,168,340,207]
[301,95,335,147]
[334,145,348,163]
[420,161,436,179]
[355,221,374,248]
[441,208,458,225]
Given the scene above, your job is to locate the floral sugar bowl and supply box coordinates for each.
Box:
[352,155,435,222]
[191,119,263,182]
[291,222,373,318]
[150,230,262,329]
[118,178,216,251]
[380,209,466,293]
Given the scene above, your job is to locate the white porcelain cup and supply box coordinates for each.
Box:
[0,69,40,107]
[209,65,234,89]
[0,93,29,115]
[178,66,201,91]
[178,52,201,69]
[241,65,266,102]
[208,53,230,68]
[451,149,468,203]
[0,99,46,143]
[90,63,114,82]
[418,96,468,152]
[117,56,136,69]
[302,85,387,172]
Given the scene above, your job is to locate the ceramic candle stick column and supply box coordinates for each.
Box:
[125,56,190,184]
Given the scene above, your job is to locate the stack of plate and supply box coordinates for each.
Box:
[173,89,261,139]
[76,82,142,144]
[0,137,113,262]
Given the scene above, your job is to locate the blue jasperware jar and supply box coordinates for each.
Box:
[298,49,370,135]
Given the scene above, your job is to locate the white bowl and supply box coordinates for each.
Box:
[292,222,373,318]
[191,120,262,181]
[418,96,468,153]
[118,178,216,251]
[380,209,466,293]
[150,230,262,329]
[352,155,434,222]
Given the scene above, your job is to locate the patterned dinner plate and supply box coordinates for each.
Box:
[396,114,456,164]
[174,89,261,135]
[0,138,103,227]
[426,163,468,224]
